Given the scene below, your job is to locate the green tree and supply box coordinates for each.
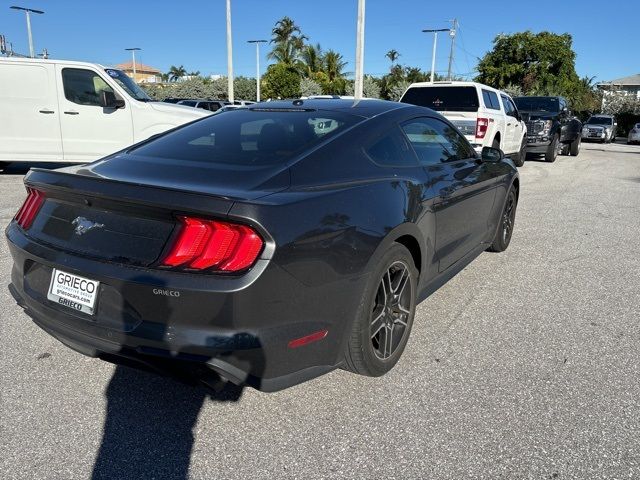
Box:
[385,49,400,66]
[345,75,381,99]
[261,63,301,99]
[233,76,257,101]
[168,65,187,82]
[300,77,323,96]
[300,43,324,77]
[268,16,307,66]
[320,50,348,94]
[475,31,594,107]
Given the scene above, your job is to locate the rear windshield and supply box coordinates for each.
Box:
[513,97,560,113]
[586,116,613,125]
[129,109,362,165]
[401,86,479,112]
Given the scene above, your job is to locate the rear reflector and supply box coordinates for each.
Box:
[161,216,264,272]
[476,117,489,139]
[14,188,45,230]
[288,330,328,349]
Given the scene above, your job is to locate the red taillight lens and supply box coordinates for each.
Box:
[476,117,489,139]
[161,216,264,272]
[14,188,45,230]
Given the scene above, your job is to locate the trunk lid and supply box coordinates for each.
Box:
[21,167,248,267]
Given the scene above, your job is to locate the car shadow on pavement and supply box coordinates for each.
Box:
[91,365,243,480]
[90,274,263,480]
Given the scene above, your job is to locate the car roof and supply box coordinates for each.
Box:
[249,98,410,119]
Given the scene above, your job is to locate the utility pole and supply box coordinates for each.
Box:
[10,6,44,58]
[354,0,366,100]
[447,18,457,81]
[226,0,234,103]
[247,40,267,102]
[125,47,141,81]
[422,28,449,83]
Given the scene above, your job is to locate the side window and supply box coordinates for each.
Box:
[500,95,515,117]
[482,89,501,110]
[506,98,519,119]
[365,127,418,167]
[401,117,476,165]
[62,68,112,106]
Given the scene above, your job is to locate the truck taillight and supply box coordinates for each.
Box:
[476,118,489,139]
[161,216,264,272]
[14,187,45,230]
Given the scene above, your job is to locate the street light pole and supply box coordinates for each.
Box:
[226,0,234,103]
[447,18,458,81]
[10,6,44,58]
[247,40,267,102]
[354,0,366,100]
[125,47,141,81]
[422,28,449,83]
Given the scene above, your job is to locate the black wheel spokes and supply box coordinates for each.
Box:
[502,195,516,243]
[370,261,411,360]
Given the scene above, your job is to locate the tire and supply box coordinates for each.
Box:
[487,186,518,253]
[569,136,581,156]
[343,243,418,377]
[560,143,570,156]
[545,134,559,163]
[512,137,526,167]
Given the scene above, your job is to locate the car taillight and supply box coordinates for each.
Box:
[476,117,489,139]
[14,187,45,230]
[161,216,264,272]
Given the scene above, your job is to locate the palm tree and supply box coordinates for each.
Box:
[268,16,307,65]
[187,71,201,77]
[324,50,347,82]
[385,49,400,66]
[300,43,324,77]
[168,65,186,82]
[159,72,170,82]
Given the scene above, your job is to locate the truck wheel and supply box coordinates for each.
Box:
[569,136,581,156]
[512,137,526,167]
[545,135,559,163]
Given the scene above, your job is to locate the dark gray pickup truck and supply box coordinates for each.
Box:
[513,96,583,162]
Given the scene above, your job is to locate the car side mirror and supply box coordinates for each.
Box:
[481,146,503,163]
[100,90,125,109]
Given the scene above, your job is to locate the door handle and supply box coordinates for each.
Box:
[507,122,512,126]
[64,111,79,115]
[39,109,55,114]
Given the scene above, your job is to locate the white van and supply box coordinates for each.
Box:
[0,57,209,166]
[400,81,527,166]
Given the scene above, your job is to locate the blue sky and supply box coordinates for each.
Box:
[0,0,636,82]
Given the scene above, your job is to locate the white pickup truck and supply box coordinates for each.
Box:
[0,57,209,168]
[400,81,528,166]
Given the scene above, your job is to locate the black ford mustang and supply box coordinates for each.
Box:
[6,99,519,391]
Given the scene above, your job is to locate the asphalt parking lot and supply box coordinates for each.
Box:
[1,140,639,479]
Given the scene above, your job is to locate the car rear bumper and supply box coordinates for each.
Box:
[6,223,364,391]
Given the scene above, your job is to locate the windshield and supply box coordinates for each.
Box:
[587,116,613,125]
[129,109,362,166]
[104,68,152,101]
[513,97,560,113]
[401,86,479,112]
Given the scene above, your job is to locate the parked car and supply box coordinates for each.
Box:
[628,123,640,145]
[6,99,519,391]
[513,96,582,162]
[177,99,231,112]
[162,98,187,104]
[581,115,617,143]
[0,57,209,168]
[400,81,528,166]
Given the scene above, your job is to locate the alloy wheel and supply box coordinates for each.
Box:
[502,193,516,244]
[370,261,412,360]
